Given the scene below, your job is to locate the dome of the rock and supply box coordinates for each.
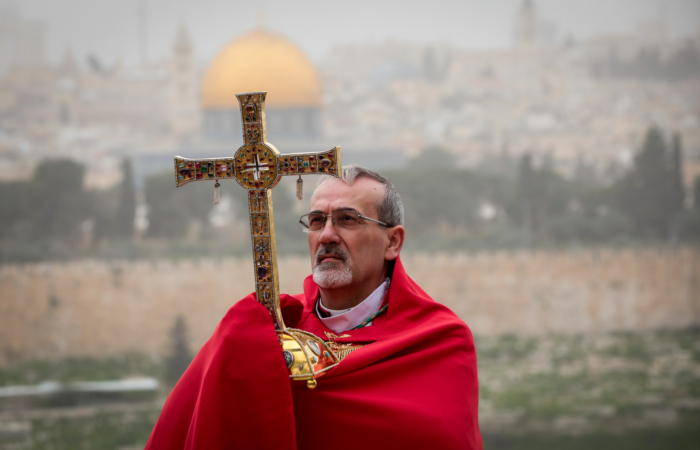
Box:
[201,29,321,109]
[201,29,323,141]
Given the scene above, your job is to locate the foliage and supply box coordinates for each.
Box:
[0,159,91,263]
[386,148,514,238]
[114,157,137,238]
[1,127,699,264]
[482,425,700,450]
[0,354,162,387]
[2,329,699,448]
[144,171,212,238]
[165,316,193,386]
[15,408,160,450]
[476,327,700,430]
[611,127,685,239]
[509,153,578,241]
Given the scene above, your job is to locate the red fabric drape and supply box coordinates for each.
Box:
[146,257,482,449]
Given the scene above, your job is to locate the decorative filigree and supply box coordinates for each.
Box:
[254,240,269,254]
[244,96,258,122]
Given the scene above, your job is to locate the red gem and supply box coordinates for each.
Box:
[255,182,259,187]
[309,156,315,160]
[248,182,253,185]
[237,166,241,169]
[247,159,250,162]
[250,191,255,196]
[196,173,202,179]
[311,167,316,171]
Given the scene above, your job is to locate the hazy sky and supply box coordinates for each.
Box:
[2,0,699,66]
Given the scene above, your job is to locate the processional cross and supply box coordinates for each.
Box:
[174,92,341,388]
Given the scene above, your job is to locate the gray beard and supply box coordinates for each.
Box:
[312,246,353,289]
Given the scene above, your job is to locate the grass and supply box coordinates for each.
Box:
[1,328,699,448]
[476,327,700,429]
[0,408,161,450]
[483,421,700,450]
[0,354,163,387]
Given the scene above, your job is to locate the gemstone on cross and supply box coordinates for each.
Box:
[243,153,273,181]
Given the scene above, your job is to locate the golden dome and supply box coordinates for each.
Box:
[201,29,321,109]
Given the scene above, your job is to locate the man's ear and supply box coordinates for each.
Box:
[385,225,405,261]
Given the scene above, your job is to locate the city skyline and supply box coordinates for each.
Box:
[1,0,699,66]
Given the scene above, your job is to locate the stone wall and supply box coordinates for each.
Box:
[1,249,698,367]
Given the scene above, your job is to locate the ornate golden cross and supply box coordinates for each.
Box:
[174,91,341,388]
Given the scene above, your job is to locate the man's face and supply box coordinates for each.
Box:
[308,177,395,293]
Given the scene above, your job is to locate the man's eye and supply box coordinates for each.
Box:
[309,216,324,224]
[338,214,357,223]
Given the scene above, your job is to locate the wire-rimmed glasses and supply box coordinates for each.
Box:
[299,210,391,233]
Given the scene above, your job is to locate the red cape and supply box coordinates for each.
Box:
[146,257,482,449]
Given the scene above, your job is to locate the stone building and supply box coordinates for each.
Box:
[0,18,200,157]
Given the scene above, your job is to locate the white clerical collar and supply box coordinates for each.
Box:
[316,278,390,333]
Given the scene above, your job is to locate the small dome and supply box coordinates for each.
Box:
[201,29,321,109]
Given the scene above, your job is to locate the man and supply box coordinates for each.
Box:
[146,166,482,450]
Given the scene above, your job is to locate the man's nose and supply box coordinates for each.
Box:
[318,216,341,244]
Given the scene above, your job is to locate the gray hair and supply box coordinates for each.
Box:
[317,165,404,226]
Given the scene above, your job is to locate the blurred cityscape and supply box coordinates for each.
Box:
[0,0,699,448]
[1,1,699,180]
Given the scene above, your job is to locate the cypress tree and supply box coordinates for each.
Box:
[31,159,88,239]
[165,316,193,386]
[517,153,535,244]
[668,132,686,215]
[619,127,674,237]
[114,157,136,238]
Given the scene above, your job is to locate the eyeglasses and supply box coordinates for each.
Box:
[299,210,392,233]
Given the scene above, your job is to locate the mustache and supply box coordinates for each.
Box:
[314,243,349,266]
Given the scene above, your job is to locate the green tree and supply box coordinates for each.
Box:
[614,127,677,238]
[666,42,700,80]
[165,316,193,386]
[0,159,91,262]
[144,171,212,238]
[30,159,90,239]
[668,133,685,214]
[0,180,32,239]
[678,175,700,240]
[113,158,136,238]
[386,166,484,236]
[667,133,687,241]
[517,153,535,244]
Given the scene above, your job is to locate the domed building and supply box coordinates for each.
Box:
[201,28,323,141]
